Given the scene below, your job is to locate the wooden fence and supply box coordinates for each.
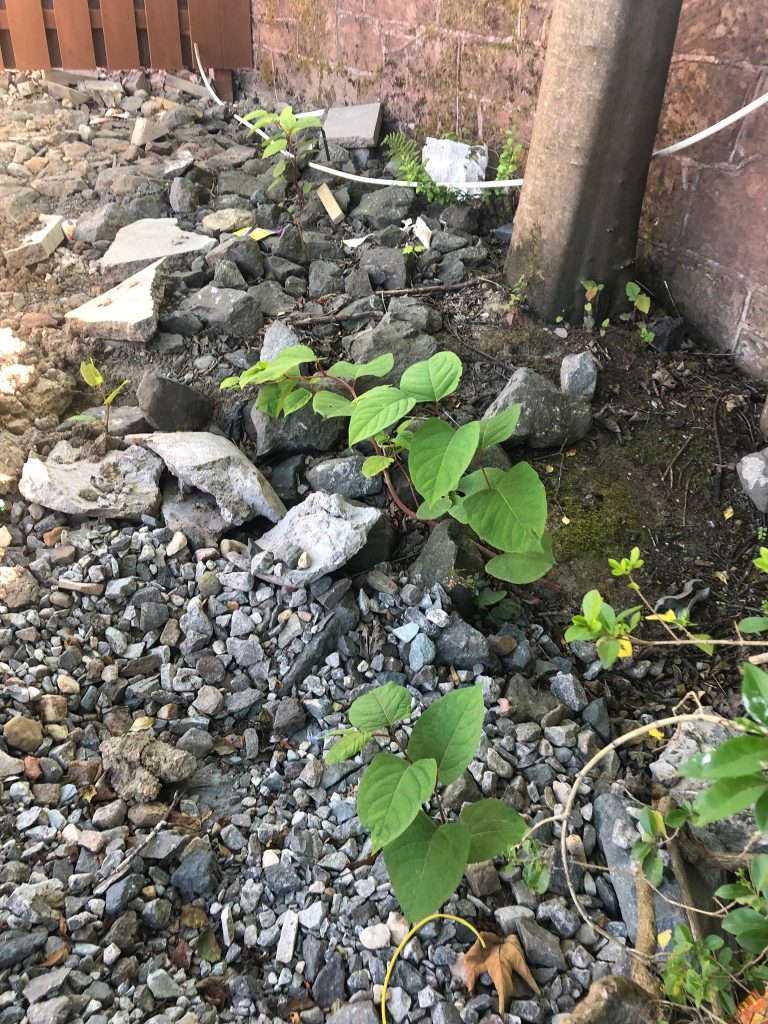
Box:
[0,0,253,71]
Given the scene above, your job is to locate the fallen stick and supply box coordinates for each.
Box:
[93,793,179,896]
[632,869,662,996]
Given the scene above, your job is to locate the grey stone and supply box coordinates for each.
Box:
[73,203,134,243]
[127,431,286,526]
[105,873,144,916]
[260,320,302,361]
[213,258,247,289]
[249,281,296,317]
[273,698,306,736]
[550,671,588,712]
[464,860,500,896]
[137,371,212,431]
[4,214,64,269]
[352,186,416,229]
[738,449,768,512]
[19,441,163,521]
[359,247,407,290]
[0,749,24,779]
[248,397,343,457]
[516,918,566,969]
[313,956,348,1008]
[255,491,385,585]
[409,633,436,672]
[306,456,382,499]
[348,322,437,389]
[309,260,344,298]
[65,405,149,436]
[147,968,184,999]
[504,676,563,723]
[384,296,442,333]
[170,848,219,899]
[407,520,484,615]
[23,967,71,1005]
[0,929,46,969]
[560,352,598,399]
[206,235,265,281]
[484,368,592,448]
[183,284,263,338]
[26,997,73,1024]
[435,612,498,670]
[0,568,39,611]
[161,483,231,549]
[323,102,383,147]
[564,975,658,1024]
[169,176,200,214]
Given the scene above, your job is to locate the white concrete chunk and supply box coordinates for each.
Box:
[100,218,215,275]
[65,258,167,343]
[5,214,65,269]
[322,102,383,148]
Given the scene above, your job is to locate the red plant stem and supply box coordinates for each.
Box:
[383,469,420,520]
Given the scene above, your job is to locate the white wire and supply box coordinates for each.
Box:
[193,46,768,193]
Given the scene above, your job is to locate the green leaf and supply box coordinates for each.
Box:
[722,907,768,954]
[325,730,373,764]
[715,882,753,901]
[278,105,298,132]
[282,387,312,416]
[416,496,453,520]
[297,115,323,130]
[680,735,768,780]
[104,379,130,406]
[80,359,104,388]
[348,681,412,731]
[263,137,287,158]
[407,685,484,785]
[582,590,603,624]
[642,848,664,887]
[743,664,768,726]
[460,798,527,862]
[361,456,394,478]
[348,387,416,446]
[400,352,462,403]
[477,405,521,449]
[485,534,554,584]
[692,775,768,826]
[409,419,480,504]
[383,811,470,921]
[463,463,547,553]
[313,391,353,419]
[638,807,665,838]
[738,617,768,634]
[757,790,768,832]
[596,636,621,668]
[248,345,316,385]
[358,753,437,850]
[257,380,295,418]
[328,354,394,381]
[477,589,506,607]
[752,855,768,896]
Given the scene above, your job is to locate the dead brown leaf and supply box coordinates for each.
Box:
[170,938,193,970]
[39,943,70,967]
[463,931,540,1012]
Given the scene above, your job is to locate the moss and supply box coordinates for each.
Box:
[554,481,644,561]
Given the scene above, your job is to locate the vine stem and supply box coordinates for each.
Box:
[559,708,739,958]
[381,914,485,1024]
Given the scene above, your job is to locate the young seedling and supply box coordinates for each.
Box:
[581,280,604,333]
[242,104,323,212]
[621,281,655,344]
[78,359,130,440]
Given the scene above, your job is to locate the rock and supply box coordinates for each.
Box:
[26,996,73,1024]
[563,976,658,1024]
[170,847,220,899]
[260,320,302,361]
[249,281,296,317]
[272,698,306,736]
[0,749,25,779]
[127,431,286,525]
[435,612,498,670]
[407,521,484,615]
[515,917,566,969]
[352,186,416,229]
[384,296,442,333]
[0,565,39,609]
[206,235,265,280]
[323,102,383,147]
[359,923,391,950]
[4,214,64,269]
[504,676,563,723]
[313,956,348,1008]
[101,218,214,273]
[248,397,344,457]
[484,368,593,448]
[66,405,149,436]
[137,371,213,431]
[738,449,768,512]
[213,258,247,289]
[0,929,46,969]
[276,909,300,963]
[306,456,382,498]
[65,258,168,342]
[359,247,407,290]
[255,491,385,586]
[101,732,197,803]
[161,482,231,549]
[182,284,263,338]
[348,322,438,389]
[560,352,597,399]
[326,1005,380,1024]
[147,968,184,999]
[169,176,200,214]
[594,793,685,944]
[4,716,43,752]
[23,966,71,1004]
[19,442,164,520]
[308,260,344,298]
[464,860,501,896]
[550,671,588,712]
[202,208,253,235]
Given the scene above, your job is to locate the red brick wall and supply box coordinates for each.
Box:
[247,0,768,376]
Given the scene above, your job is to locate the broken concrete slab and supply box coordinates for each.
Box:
[100,218,215,275]
[126,431,286,526]
[45,81,88,106]
[131,106,198,146]
[19,442,164,521]
[65,258,167,343]
[255,491,385,586]
[4,214,64,269]
[322,103,383,148]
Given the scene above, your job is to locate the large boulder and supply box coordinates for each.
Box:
[484,368,592,448]
[19,442,164,520]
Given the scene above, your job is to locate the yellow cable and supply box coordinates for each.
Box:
[380,913,487,1024]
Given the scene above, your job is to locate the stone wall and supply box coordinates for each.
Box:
[247,0,768,376]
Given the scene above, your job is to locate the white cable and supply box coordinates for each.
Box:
[194,46,767,192]
[652,88,768,159]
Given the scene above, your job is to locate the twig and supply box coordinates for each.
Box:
[633,869,663,995]
[658,797,707,942]
[661,435,692,487]
[712,396,724,505]
[93,793,179,896]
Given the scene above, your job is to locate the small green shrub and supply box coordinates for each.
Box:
[383,132,459,205]
[77,359,130,438]
[242,104,322,207]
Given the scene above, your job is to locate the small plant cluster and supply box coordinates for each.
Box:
[383,133,457,205]
[221,345,554,585]
[579,279,654,343]
[75,359,130,438]
[326,681,527,920]
[495,129,524,183]
[242,104,322,208]
[567,546,768,1019]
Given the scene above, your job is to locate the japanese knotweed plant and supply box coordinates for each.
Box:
[221,346,554,584]
[326,681,527,920]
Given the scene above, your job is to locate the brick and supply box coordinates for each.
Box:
[337,13,383,73]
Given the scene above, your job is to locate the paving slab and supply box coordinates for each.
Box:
[65,258,167,343]
[322,103,383,148]
[4,215,65,269]
[100,218,215,276]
